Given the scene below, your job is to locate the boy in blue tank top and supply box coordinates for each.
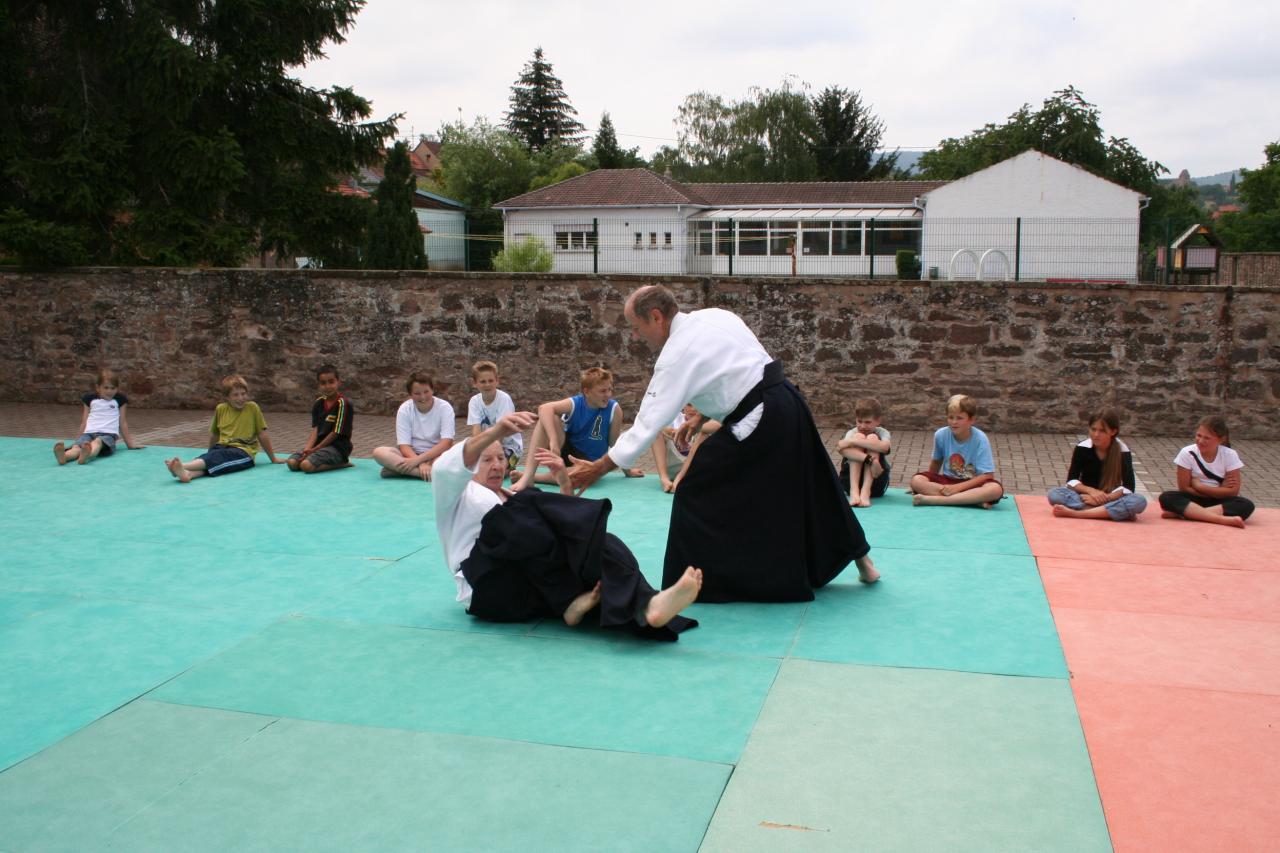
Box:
[512,367,645,491]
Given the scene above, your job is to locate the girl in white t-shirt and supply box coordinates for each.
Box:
[1157,415,1254,528]
[372,372,456,480]
[53,368,142,465]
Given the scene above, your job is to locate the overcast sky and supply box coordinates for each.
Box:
[295,0,1279,177]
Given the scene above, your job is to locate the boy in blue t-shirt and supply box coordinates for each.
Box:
[909,394,1004,508]
[511,366,644,491]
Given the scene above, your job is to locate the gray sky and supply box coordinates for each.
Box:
[295,0,1279,177]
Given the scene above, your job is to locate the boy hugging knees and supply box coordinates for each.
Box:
[910,394,1005,508]
[167,375,284,482]
[287,364,355,474]
[511,366,644,492]
[466,360,523,480]
[837,397,891,507]
[651,403,720,493]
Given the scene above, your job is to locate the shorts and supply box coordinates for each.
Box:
[290,446,348,467]
[560,440,600,467]
[75,432,118,456]
[198,445,254,477]
[504,447,520,472]
[914,470,1005,497]
[839,455,890,498]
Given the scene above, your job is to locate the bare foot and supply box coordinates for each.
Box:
[77,444,91,464]
[1161,511,1180,519]
[856,555,881,584]
[980,501,996,510]
[859,496,872,508]
[509,476,533,493]
[1052,505,1075,518]
[912,493,927,506]
[166,457,191,483]
[53,442,67,465]
[1221,516,1246,529]
[661,479,675,493]
[379,467,397,478]
[645,567,702,628]
[563,581,601,626]
[623,467,645,478]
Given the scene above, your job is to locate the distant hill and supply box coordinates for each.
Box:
[884,150,924,175]
[1191,169,1241,187]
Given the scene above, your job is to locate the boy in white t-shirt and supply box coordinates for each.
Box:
[372,372,456,480]
[466,360,522,479]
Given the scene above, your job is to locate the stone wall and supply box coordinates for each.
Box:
[1225,253,1280,287]
[2,268,1277,438]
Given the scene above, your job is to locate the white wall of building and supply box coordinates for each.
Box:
[416,209,467,270]
[920,151,1143,281]
[503,207,699,274]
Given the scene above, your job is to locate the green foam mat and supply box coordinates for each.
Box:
[701,660,1109,852]
[152,616,779,764]
[791,548,1068,678]
[854,490,1032,556]
[0,595,274,771]
[0,699,729,853]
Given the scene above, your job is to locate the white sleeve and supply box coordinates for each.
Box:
[608,356,696,470]
[395,402,413,446]
[439,401,457,440]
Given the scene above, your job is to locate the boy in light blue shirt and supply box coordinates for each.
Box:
[910,394,1004,508]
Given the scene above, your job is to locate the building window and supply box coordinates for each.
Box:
[634,232,643,249]
[554,224,595,252]
[868,220,922,255]
[649,232,657,247]
[695,222,714,255]
[801,223,830,255]
[769,221,797,256]
[738,222,767,255]
[664,232,673,248]
[832,221,861,255]
[716,222,734,256]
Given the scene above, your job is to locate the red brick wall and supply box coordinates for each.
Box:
[2,268,1277,438]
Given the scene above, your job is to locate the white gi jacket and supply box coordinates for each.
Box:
[608,309,770,470]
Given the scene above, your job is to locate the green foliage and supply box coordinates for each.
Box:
[530,161,589,191]
[491,236,553,272]
[436,119,534,211]
[364,142,426,269]
[0,0,395,267]
[916,87,1164,193]
[592,113,645,169]
[505,47,585,151]
[810,86,898,181]
[895,249,921,280]
[664,80,895,183]
[1141,183,1205,248]
[1216,141,1280,251]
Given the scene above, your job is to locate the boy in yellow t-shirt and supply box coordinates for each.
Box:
[165,375,285,483]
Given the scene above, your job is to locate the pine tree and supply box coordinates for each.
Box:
[364,142,426,269]
[591,112,644,169]
[809,86,897,181]
[505,47,585,151]
[0,0,395,266]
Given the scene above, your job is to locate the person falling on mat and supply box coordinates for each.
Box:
[433,410,702,641]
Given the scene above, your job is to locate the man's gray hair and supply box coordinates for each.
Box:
[630,285,678,321]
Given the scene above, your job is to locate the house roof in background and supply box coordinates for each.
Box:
[494,168,946,209]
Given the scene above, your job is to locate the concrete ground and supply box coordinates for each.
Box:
[3,401,1278,507]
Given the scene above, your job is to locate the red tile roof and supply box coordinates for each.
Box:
[495,169,711,208]
[494,168,946,209]
[693,180,946,206]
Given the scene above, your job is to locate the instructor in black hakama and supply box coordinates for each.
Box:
[567,286,878,603]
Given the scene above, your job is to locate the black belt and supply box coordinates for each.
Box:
[722,360,784,427]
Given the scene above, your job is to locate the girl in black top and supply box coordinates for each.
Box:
[1046,407,1148,521]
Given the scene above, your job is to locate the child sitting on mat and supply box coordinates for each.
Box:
[1046,406,1147,521]
[53,368,143,465]
[1157,415,1254,528]
[909,394,1004,508]
[837,397,891,507]
[166,375,285,482]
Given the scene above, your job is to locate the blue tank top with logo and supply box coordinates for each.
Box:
[562,394,614,461]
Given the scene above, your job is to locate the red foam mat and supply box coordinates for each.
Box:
[1072,678,1280,853]
[1038,556,1280,622]
[1015,495,1278,571]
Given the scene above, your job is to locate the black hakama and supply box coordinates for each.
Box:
[661,360,870,603]
[461,489,697,641]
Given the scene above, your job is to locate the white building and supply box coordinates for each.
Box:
[413,190,468,271]
[493,151,1147,281]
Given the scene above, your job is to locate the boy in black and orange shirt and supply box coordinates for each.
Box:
[287,364,355,473]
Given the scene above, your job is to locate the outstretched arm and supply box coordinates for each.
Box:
[464,411,537,469]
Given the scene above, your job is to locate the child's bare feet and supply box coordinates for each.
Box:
[645,567,702,627]
[379,467,397,478]
[77,443,91,464]
[166,457,191,483]
[1220,515,1247,529]
[980,501,996,509]
[912,493,926,506]
[856,555,880,584]
[1161,511,1180,519]
[53,442,67,465]
[563,581,602,626]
